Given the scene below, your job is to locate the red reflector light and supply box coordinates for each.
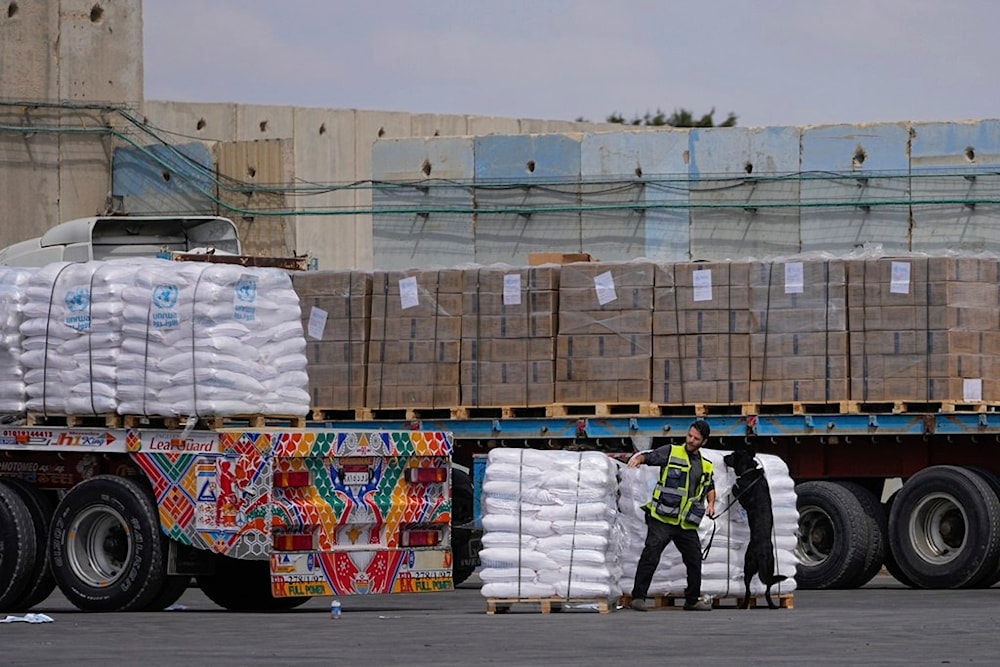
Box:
[406,467,447,483]
[274,471,311,488]
[274,534,313,551]
[401,529,441,547]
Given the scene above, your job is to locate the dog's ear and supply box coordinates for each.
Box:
[740,439,758,457]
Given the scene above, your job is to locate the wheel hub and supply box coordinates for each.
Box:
[68,505,133,588]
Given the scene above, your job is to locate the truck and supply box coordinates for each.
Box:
[1,216,998,613]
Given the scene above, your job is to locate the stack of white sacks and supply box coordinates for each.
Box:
[0,267,35,413]
[11,258,310,418]
[479,447,798,601]
[118,261,310,417]
[478,448,624,600]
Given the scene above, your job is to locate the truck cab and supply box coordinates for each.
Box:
[0,215,241,267]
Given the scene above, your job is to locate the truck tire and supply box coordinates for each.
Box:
[140,575,191,612]
[887,465,1000,589]
[0,483,37,611]
[1,478,57,611]
[196,555,310,611]
[49,475,167,612]
[836,481,888,588]
[451,468,477,586]
[794,481,871,589]
[965,467,1000,588]
[882,492,916,588]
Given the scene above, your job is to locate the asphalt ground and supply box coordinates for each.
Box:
[3,574,996,666]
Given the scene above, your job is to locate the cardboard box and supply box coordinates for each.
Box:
[529,252,593,266]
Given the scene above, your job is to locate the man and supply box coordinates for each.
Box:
[628,418,716,611]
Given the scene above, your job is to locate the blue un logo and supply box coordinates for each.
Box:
[152,284,179,309]
[64,286,90,312]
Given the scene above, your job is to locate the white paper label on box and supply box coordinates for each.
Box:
[399,276,419,310]
[693,269,713,302]
[890,261,911,294]
[784,262,804,294]
[964,378,983,403]
[503,274,522,305]
[307,306,328,340]
[594,271,617,305]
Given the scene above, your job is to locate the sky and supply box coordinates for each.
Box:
[143,0,1000,129]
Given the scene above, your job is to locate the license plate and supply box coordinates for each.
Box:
[340,462,370,485]
[343,471,370,485]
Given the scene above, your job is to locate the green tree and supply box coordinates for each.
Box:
[602,107,738,128]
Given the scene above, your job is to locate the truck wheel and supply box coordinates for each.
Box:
[140,575,191,612]
[882,492,916,588]
[836,481,888,588]
[965,467,1000,588]
[451,468,477,586]
[196,556,310,611]
[794,481,871,589]
[49,475,167,612]
[1,479,57,611]
[0,483,37,611]
[888,465,1000,589]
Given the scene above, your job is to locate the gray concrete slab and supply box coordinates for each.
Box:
[2,575,995,666]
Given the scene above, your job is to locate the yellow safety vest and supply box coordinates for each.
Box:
[646,444,714,530]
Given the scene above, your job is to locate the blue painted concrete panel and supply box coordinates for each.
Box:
[801,123,910,173]
[475,134,581,180]
[801,123,911,253]
[910,121,1000,253]
[112,142,216,213]
[372,138,475,268]
[580,130,689,177]
[580,131,690,261]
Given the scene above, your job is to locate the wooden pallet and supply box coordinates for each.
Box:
[545,402,658,417]
[26,412,122,428]
[621,593,794,610]
[486,596,613,615]
[122,414,307,430]
[451,406,550,419]
[309,408,370,421]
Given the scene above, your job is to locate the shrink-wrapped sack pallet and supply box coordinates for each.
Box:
[118,261,310,417]
[479,448,624,613]
[618,449,798,606]
[22,261,140,415]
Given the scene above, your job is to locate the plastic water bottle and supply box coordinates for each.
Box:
[330,599,342,620]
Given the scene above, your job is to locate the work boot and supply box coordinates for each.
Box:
[630,598,648,611]
[683,597,712,611]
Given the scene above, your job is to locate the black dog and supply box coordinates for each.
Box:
[723,446,788,609]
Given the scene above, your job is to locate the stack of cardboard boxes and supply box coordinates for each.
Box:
[653,262,751,404]
[848,256,1000,403]
[366,268,463,409]
[555,261,654,404]
[291,252,1000,414]
[749,259,849,404]
[460,265,557,407]
[292,270,371,411]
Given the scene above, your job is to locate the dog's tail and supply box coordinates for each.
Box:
[764,574,789,586]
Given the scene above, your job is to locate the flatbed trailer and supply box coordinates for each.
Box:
[325,404,1000,592]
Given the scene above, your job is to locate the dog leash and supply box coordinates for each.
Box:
[701,467,766,560]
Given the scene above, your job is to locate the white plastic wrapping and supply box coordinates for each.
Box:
[6,258,310,419]
[479,448,624,600]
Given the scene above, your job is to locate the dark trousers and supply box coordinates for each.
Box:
[631,513,702,603]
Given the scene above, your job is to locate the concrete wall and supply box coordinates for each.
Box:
[0,0,142,242]
[136,101,620,269]
[371,119,1000,267]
